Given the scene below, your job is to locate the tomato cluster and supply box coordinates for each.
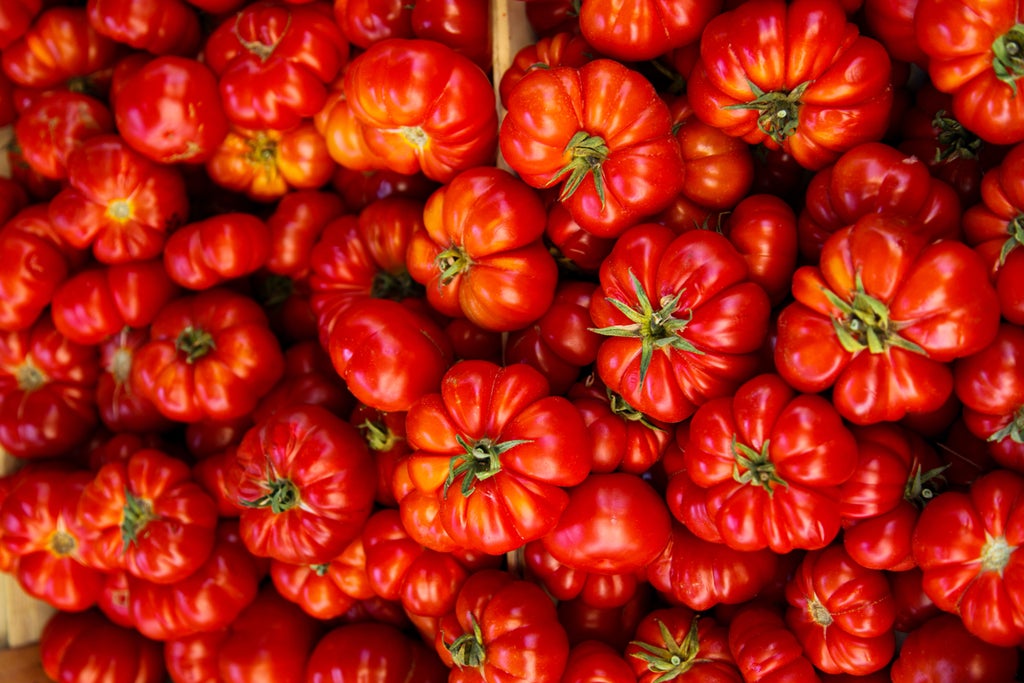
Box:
[2,0,1024,681]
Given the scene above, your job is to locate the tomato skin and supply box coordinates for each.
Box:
[14,90,114,180]
[626,607,742,683]
[912,468,1024,647]
[343,38,498,182]
[436,568,570,683]
[579,0,721,62]
[204,1,348,131]
[889,613,1020,683]
[232,404,377,565]
[498,31,596,109]
[0,314,99,459]
[407,166,558,332]
[50,259,180,346]
[40,609,166,683]
[112,56,228,164]
[0,205,76,332]
[163,213,271,290]
[265,189,347,279]
[561,640,638,683]
[307,621,449,683]
[688,0,893,171]
[48,134,190,264]
[251,340,353,424]
[785,544,896,675]
[544,201,616,276]
[164,629,226,683]
[270,535,375,620]
[775,214,1002,425]
[915,0,1024,144]
[87,0,200,55]
[719,193,798,307]
[590,224,771,425]
[524,539,643,609]
[132,288,285,423]
[332,0,414,47]
[404,360,592,555]
[728,605,822,683]
[500,59,685,237]
[0,0,42,50]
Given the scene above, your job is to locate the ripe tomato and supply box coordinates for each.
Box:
[889,613,1020,683]
[270,535,375,620]
[96,328,174,435]
[307,621,449,683]
[728,604,821,683]
[40,609,166,683]
[163,213,271,290]
[626,607,741,682]
[498,31,597,108]
[578,0,720,62]
[87,0,201,56]
[13,91,114,180]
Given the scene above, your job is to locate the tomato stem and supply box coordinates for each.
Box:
[311,563,330,577]
[989,405,1024,445]
[731,435,788,496]
[808,598,833,627]
[239,477,301,514]
[992,24,1024,95]
[904,463,948,507]
[258,274,295,308]
[443,434,532,498]
[370,269,423,301]
[724,80,810,144]
[357,419,403,452]
[175,326,216,363]
[436,245,473,284]
[999,215,1024,267]
[931,110,983,162]
[120,489,156,548]
[607,387,667,433]
[15,361,46,392]
[629,617,709,683]
[549,130,609,207]
[446,615,487,670]
[979,531,1017,574]
[822,272,927,356]
[590,270,703,389]
[48,530,77,557]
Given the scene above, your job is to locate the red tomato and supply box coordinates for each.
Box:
[264,189,347,278]
[332,0,413,47]
[40,609,166,683]
[404,360,591,555]
[543,200,616,276]
[578,0,720,62]
[163,213,271,290]
[13,90,114,180]
[626,607,741,682]
[232,404,376,565]
[0,0,42,50]
[561,640,637,683]
[307,621,449,683]
[498,31,597,108]
[589,224,771,424]
[500,59,685,237]
[719,193,798,306]
[785,544,897,675]
[775,214,1002,425]
[270,534,375,620]
[728,604,821,683]
[78,448,219,584]
[524,539,644,609]
[407,166,558,331]
[87,0,200,55]
[889,613,1020,683]
[342,38,498,182]
[411,0,491,71]
[251,340,353,424]
[688,0,893,170]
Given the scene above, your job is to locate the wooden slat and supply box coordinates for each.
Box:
[490,0,535,171]
[0,643,48,683]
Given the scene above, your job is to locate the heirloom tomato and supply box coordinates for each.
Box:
[87,0,200,56]
[578,0,720,62]
[589,224,770,424]
[684,373,859,553]
[203,0,348,131]
[40,609,166,683]
[232,404,376,565]
[131,288,285,423]
[889,613,1020,683]
[96,327,175,434]
[307,622,449,683]
[626,608,741,683]
[912,468,1024,647]
[728,605,821,683]
[500,58,684,237]
[916,0,1024,144]
[775,214,1001,425]
[332,0,414,47]
[718,193,798,306]
[77,448,219,584]
[251,340,353,424]
[163,213,271,290]
[264,189,346,278]
[785,544,897,675]
[498,31,596,108]
[270,534,374,620]
[14,91,114,180]
[437,568,570,683]
[561,641,637,683]
[407,166,558,331]
[0,0,41,50]
[524,540,644,609]
[48,134,190,264]
[342,38,498,182]
[404,360,591,555]
[0,315,99,459]
[544,201,616,276]
[688,0,893,170]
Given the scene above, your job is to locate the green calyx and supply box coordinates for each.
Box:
[370,268,424,301]
[239,477,301,514]
[931,110,983,162]
[731,435,788,496]
[445,615,486,670]
[989,405,1024,445]
[258,274,295,308]
[904,462,948,507]
[120,489,156,548]
[436,245,473,285]
[15,361,46,392]
[175,326,216,363]
[629,617,708,683]
[443,434,532,499]
[822,272,927,356]
[724,80,811,144]
[999,215,1024,268]
[357,419,403,452]
[548,130,610,208]
[992,24,1024,95]
[590,270,704,389]
[607,387,667,433]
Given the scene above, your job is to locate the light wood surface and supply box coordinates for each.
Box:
[0,643,49,683]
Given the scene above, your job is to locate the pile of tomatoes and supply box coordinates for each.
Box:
[1,0,1024,681]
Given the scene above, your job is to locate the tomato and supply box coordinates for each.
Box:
[683,373,858,553]
[775,213,1002,425]
[785,544,897,675]
[251,340,353,424]
[87,0,200,56]
[688,0,893,170]
[561,640,638,683]
[955,324,1024,472]
[798,141,963,262]
[437,568,570,683]
[40,609,166,683]
[626,607,741,683]
[111,56,228,164]
[862,0,927,66]
[265,189,347,279]
[962,141,1024,325]
[542,472,672,576]
[50,259,180,346]
[728,604,821,683]
[646,521,780,612]
[203,1,348,131]
[131,287,285,423]
[13,90,114,180]
[128,521,261,641]
[500,58,684,237]
[912,468,1024,647]
[342,38,498,182]
[719,193,798,307]
[2,7,119,90]
[524,539,644,609]
[349,403,411,507]
[544,200,616,276]
[1,467,104,612]
[915,0,1024,144]
[164,629,226,683]
[192,447,243,519]
[889,613,1020,683]
[48,134,190,264]
[404,360,591,555]
[270,534,375,620]
[406,166,559,331]
[589,224,771,424]
[163,213,271,290]
[232,404,376,565]
[330,165,439,211]
[0,0,42,50]
[332,0,413,47]
[307,621,449,683]
[411,0,491,71]
[0,314,99,459]
[498,31,596,108]
[578,0,719,62]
